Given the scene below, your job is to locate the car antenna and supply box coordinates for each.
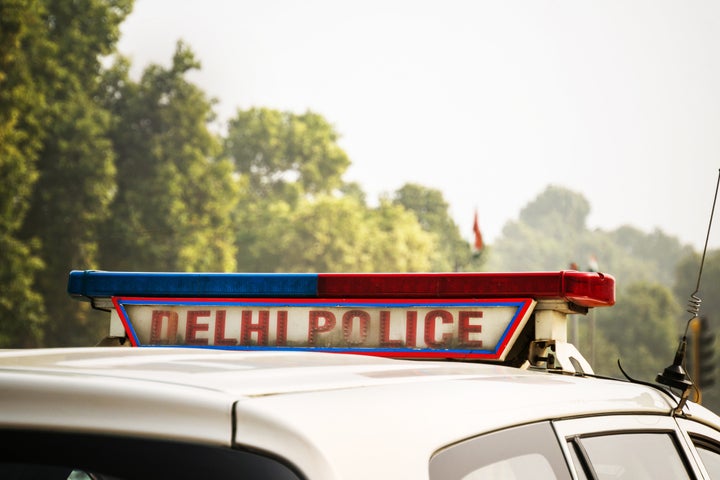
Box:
[656,168,720,415]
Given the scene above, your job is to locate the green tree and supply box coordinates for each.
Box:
[674,249,720,410]
[226,107,356,272]
[280,196,377,272]
[485,186,594,272]
[0,0,48,346]
[233,197,293,272]
[235,195,436,273]
[486,185,699,388]
[675,250,720,320]
[608,226,692,287]
[225,108,350,201]
[590,282,680,381]
[486,220,569,271]
[99,42,238,273]
[392,184,475,271]
[367,199,436,272]
[519,185,590,233]
[15,0,132,347]
[485,186,690,289]
[225,107,444,273]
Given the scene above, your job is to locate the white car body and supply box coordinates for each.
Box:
[1,347,720,479]
[3,270,720,479]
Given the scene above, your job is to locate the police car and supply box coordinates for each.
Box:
[1,270,720,479]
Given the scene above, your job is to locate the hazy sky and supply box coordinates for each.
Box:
[117,0,720,252]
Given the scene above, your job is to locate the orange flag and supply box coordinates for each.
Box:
[473,210,483,251]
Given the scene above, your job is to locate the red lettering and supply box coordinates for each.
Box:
[241,310,270,345]
[186,310,210,345]
[150,310,178,344]
[406,311,417,347]
[276,310,288,346]
[342,310,370,345]
[424,310,453,348]
[213,310,237,346]
[380,311,402,347]
[308,311,336,344]
[459,311,483,348]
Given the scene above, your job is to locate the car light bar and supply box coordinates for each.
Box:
[67,270,614,363]
[68,270,614,307]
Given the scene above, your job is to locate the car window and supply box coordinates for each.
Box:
[0,429,302,480]
[570,432,692,480]
[690,436,720,478]
[0,465,122,479]
[460,452,557,479]
[697,447,720,478]
[429,422,572,480]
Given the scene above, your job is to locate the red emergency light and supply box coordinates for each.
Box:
[316,271,614,307]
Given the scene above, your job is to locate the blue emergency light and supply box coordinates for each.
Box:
[68,270,319,298]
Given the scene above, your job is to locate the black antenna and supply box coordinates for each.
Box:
[656,169,720,414]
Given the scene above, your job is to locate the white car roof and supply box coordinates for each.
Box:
[2,346,711,480]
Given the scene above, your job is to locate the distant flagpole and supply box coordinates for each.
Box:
[473,210,483,251]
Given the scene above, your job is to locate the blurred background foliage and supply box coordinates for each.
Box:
[2,0,719,410]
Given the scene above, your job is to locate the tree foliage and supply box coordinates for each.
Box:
[0,0,474,346]
[2,0,707,382]
[0,0,47,346]
[226,108,456,274]
[674,249,720,410]
[225,108,350,201]
[590,282,680,380]
[486,186,690,286]
[392,184,476,272]
[99,42,238,273]
[486,184,701,397]
[239,196,436,273]
[607,226,693,287]
[519,185,590,233]
[8,0,132,347]
[675,250,720,319]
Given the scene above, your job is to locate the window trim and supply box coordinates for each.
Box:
[568,435,598,480]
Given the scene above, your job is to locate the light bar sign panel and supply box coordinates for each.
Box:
[113,298,535,360]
